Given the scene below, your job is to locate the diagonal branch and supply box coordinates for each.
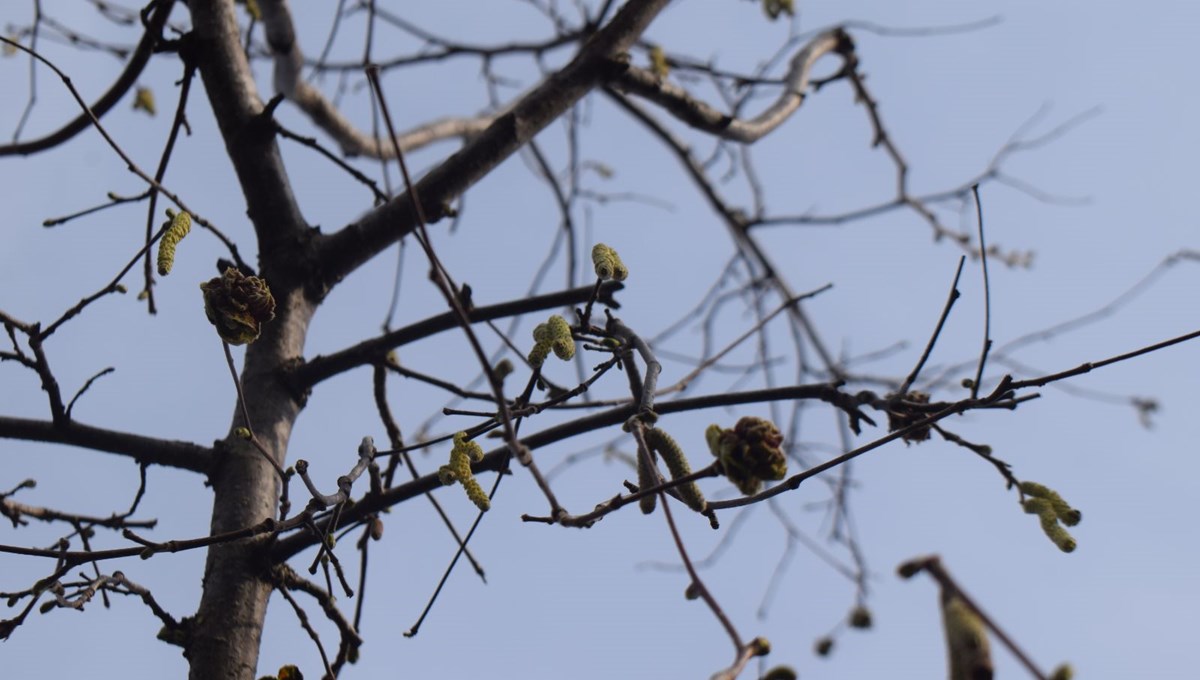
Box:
[313,0,674,290]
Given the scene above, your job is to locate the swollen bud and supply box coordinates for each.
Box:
[200,268,276,345]
[762,666,798,680]
[848,606,873,629]
[705,417,786,495]
[896,559,925,580]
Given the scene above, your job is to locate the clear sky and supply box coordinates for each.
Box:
[2,1,1198,679]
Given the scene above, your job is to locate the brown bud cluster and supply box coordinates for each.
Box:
[705,416,787,495]
[199,267,276,345]
[886,390,932,443]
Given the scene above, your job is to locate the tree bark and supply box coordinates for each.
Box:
[186,1,315,678]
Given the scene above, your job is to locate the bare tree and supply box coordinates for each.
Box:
[1,2,1193,679]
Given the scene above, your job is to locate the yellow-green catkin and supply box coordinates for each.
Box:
[528,340,551,368]
[645,427,707,512]
[439,432,489,511]
[1038,510,1077,553]
[1049,663,1074,680]
[591,243,628,281]
[529,315,574,367]
[546,315,575,360]
[133,86,156,116]
[636,444,659,514]
[942,591,993,680]
[493,358,514,381]
[242,0,262,20]
[649,45,669,79]
[1021,481,1082,526]
[1021,482,1080,552]
[156,209,191,276]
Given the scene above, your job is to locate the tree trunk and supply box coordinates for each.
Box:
[186,1,315,677]
[185,288,313,679]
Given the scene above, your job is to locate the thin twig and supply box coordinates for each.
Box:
[970,185,993,398]
[275,584,336,679]
[898,257,965,395]
[64,367,115,419]
[221,342,287,479]
[405,465,507,638]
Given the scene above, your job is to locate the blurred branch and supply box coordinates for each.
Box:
[0,0,176,157]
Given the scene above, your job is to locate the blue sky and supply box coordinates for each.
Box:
[2,1,1198,679]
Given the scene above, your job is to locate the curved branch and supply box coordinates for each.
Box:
[613,28,849,143]
[261,0,495,159]
[0,416,212,473]
[0,0,176,157]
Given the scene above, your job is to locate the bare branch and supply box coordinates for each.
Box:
[0,0,176,157]
[0,413,211,472]
[314,0,674,288]
[294,281,621,388]
[261,0,496,159]
[613,29,848,142]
